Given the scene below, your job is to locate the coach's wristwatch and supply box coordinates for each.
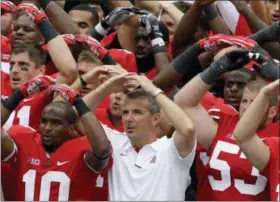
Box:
[151,88,164,98]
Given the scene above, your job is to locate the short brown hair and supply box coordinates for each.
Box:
[245,79,278,107]
[77,50,102,65]
[125,88,160,114]
[11,42,46,68]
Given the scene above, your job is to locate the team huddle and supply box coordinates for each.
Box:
[1,0,279,201]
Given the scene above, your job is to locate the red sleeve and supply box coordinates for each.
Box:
[101,32,117,47]
[260,137,279,177]
[4,125,37,164]
[235,15,252,37]
[108,49,137,73]
[95,108,111,127]
[1,71,12,97]
[201,92,225,111]
[97,95,110,109]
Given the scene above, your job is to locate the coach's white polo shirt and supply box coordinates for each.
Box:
[108,133,196,201]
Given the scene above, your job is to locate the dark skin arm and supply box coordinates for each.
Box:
[43,1,79,34]
[232,1,280,59]
[1,130,15,160]
[82,110,111,172]
[232,0,267,33]
[172,1,204,58]
[1,104,12,127]
[153,64,182,91]
[207,4,231,35]
[154,52,170,73]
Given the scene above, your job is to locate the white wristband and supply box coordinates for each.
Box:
[152,88,164,98]
[151,37,165,47]
[95,22,110,36]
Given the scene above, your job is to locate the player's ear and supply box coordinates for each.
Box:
[152,112,161,127]
[38,65,46,75]
[268,106,278,120]
[68,124,79,138]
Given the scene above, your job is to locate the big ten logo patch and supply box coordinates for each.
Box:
[27,157,40,166]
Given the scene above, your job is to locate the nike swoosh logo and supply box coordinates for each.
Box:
[57,161,69,166]
[23,97,33,102]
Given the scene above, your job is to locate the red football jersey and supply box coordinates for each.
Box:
[196,99,238,200]
[261,137,279,201]
[1,162,16,201]
[1,35,12,99]
[95,108,124,133]
[3,73,58,131]
[5,125,112,201]
[201,92,225,111]
[196,110,278,200]
[3,91,53,131]
[235,15,252,37]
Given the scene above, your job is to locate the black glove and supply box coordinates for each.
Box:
[140,14,166,53]
[140,14,162,40]
[92,6,144,41]
[200,50,250,85]
[247,52,280,81]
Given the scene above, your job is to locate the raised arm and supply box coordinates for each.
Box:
[249,1,269,25]
[135,1,184,27]
[153,43,202,91]
[232,0,268,33]
[39,0,79,34]
[204,4,231,35]
[47,85,112,172]
[1,76,54,126]
[154,34,255,91]
[91,7,142,42]
[174,48,250,149]
[1,129,16,161]
[249,21,280,60]
[2,76,54,160]
[171,0,217,58]
[233,80,279,171]
[82,72,129,111]
[18,4,77,85]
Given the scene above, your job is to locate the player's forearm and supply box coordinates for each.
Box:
[80,111,111,158]
[47,36,77,85]
[38,19,77,85]
[44,1,79,34]
[174,74,211,108]
[70,77,83,91]
[204,5,231,35]
[161,2,184,25]
[249,1,269,25]
[1,105,12,127]
[156,93,195,137]
[135,1,161,15]
[1,90,25,126]
[82,82,112,111]
[153,65,182,92]
[172,2,203,58]
[154,52,170,73]
[1,132,15,161]
[242,7,267,33]
[153,43,202,91]
[234,90,269,143]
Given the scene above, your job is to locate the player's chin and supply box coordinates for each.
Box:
[42,136,53,146]
[226,99,239,109]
